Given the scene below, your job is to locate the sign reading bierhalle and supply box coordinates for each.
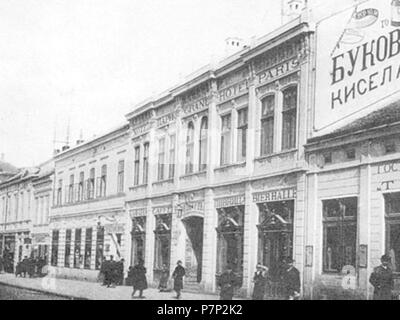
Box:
[315,0,400,131]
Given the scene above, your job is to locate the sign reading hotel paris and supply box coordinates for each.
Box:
[315,0,400,131]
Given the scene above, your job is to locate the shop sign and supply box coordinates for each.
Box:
[182,96,211,116]
[315,0,400,131]
[253,187,297,203]
[129,208,147,218]
[376,160,400,191]
[132,123,152,136]
[157,112,176,127]
[152,206,173,215]
[32,234,49,244]
[215,195,246,208]
[104,224,124,234]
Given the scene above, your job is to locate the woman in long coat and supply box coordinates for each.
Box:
[131,260,148,298]
[172,260,186,299]
[252,264,268,300]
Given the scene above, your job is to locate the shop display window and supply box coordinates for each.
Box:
[322,197,357,273]
[84,228,92,269]
[74,228,82,268]
[154,214,171,270]
[51,230,59,266]
[64,229,72,268]
[385,192,400,273]
[95,226,104,270]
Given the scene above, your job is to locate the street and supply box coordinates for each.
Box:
[0,284,69,300]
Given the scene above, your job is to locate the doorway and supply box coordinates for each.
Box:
[182,216,203,284]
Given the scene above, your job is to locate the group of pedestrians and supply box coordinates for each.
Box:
[99,256,125,288]
[15,256,47,278]
[128,260,186,299]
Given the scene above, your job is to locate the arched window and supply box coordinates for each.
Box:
[100,165,107,197]
[186,122,195,174]
[260,95,275,156]
[282,86,298,150]
[199,117,208,171]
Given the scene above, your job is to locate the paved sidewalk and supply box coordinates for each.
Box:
[0,273,226,300]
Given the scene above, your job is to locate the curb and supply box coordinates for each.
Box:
[0,281,89,300]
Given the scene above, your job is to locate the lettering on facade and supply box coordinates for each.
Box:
[129,208,147,218]
[152,206,173,215]
[157,112,176,127]
[182,96,211,116]
[104,224,124,234]
[257,58,301,85]
[252,187,297,203]
[215,195,245,208]
[132,123,152,136]
[376,160,400,191]
[218,79,249,104]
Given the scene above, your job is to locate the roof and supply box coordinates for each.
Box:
[308,101,400,143]
[0,160,18,174]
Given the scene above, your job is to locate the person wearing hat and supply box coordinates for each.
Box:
[172,260,186,299]
[252,264,269,300]
[218,264,240,300]
[282,257,301,300]
[369,254,394,300]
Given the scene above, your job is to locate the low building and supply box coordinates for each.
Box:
[49,124,130,281]
[304,101,400,299]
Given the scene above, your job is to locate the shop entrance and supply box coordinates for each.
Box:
[182,216,203,284]
[258,200,294,299]
[3,235,16,273]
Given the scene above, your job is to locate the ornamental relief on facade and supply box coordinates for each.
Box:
[251,173,297,191]
[214,183,246,197]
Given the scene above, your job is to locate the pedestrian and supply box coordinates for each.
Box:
[117,259,125,285]
[159,264,169,292]
[218,264,239,300]
[172,260,185,299]
[282,257,301,300]
[131,259,147,299]
[21,256,29,278]
[104,256,114,288]
[369,254,394,300]
[252,264,268,300]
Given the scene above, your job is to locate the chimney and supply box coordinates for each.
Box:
[76,139,84,145]
[281,0,307,24]
[62,145,70,152]
[53,149,60,156]
[225,37,245,57]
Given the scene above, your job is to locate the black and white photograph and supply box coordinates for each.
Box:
[1,0,400,304]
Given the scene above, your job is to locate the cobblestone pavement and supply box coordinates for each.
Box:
[0,273,229,300]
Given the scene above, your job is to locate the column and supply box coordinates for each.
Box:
[80,228,86,269]
[242,182,259,297]
[145,201,155,285]
[201,187,217,292]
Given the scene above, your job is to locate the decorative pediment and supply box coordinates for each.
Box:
[131,217,146,234]
[259,213,291,232]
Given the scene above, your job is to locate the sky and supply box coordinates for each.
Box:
[0,0,284,168]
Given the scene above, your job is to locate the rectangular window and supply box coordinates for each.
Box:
[100,165,107,197]
[185,122,195,174]
[237,108,248,162]
[385,193,400,273]
[220,114,232,166]
[74,229,82,268]
[84,228,92,269]
[68,174,74,203]
[323,197,357,273]
[158,138,166,181]
[95,227,105,270]
[385,142,396,155]
[117,160,125,193]
[51,230,59,267]
[261,95,275,156]
[57,179,62,206]
[324,153,332,164]
[143,143,149,184]
[169,134,176,179]
[346,148,356,160]
[199,117,208,171]
[134,146,140,186]
[282,87,297,151]
[64,229,72,268]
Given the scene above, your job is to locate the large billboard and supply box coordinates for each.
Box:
[314,0,400,131]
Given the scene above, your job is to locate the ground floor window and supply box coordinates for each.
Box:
[95,226,104,270]
[385,192,400,273]
[154,214,171,271]
[84,228,92,269]
[131,217,146,266]
[322,197,358,273]
[74,229,82,268]
[216,206,244,284]
[64,229,72,268]
[51,230,59,267]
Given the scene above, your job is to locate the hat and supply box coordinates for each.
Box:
[286,257,295,264]
[381,254,391,262]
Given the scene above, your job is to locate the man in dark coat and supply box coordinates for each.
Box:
[369,254,394,300]
[218,265,239,300]
[117,259,125,285]
[131,259,147,298]
[172,260,185,299]
[282,258,301,300]
[252,264,268,300]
